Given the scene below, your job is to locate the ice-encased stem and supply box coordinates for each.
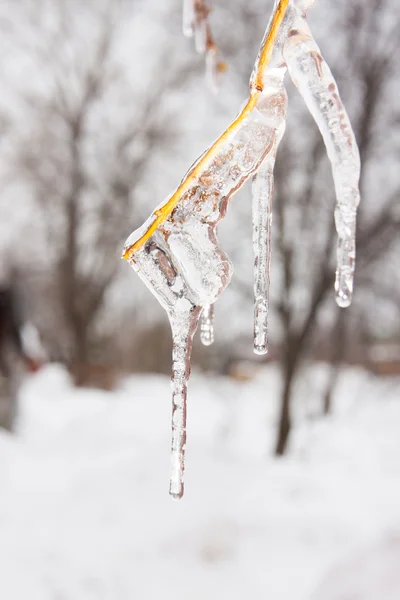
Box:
[169,306,201,500]
[182,0,195,37]
[284,25,360,308]
[253,158,274,355]
[200,304,214,346]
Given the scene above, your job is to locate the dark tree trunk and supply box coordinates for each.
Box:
[323,369,337,415]
[323,311,345,415]
[323,360,341,416]
[0,371,20,432]
[275,358,296,456]
[0,289,24,431]
[69,322,90,386]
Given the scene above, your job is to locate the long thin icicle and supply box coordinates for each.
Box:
[253,158,274,355]
[169,307,201,500]
[200,304,214,346]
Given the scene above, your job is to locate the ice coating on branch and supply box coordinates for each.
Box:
[124,86,288,497]
[123,0,361,498]
[200,304,214,346]
[253,158,274,355]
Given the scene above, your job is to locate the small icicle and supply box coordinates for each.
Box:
[206,47,217,92]
[334,205,357,308]
[252,158,274,355]
[194,16,207,54]
[169,306,201,500]
[200,304,214,346]
[182,0,195,38]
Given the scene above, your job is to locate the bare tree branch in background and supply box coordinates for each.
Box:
[5,0,197,383]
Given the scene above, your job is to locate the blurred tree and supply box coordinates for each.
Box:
[3,0,195,383]
[0,285,24,430]
[0,0,398,416]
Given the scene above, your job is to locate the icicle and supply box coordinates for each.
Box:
[334,205,357,307]
[205,46,219,93]
[252,158,274,355]
[169,307,201,500]
[182,0,195,38]
[194,16,207,54]
[200,304,214,346]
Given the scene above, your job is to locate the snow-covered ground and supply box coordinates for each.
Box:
[0,364,399,600]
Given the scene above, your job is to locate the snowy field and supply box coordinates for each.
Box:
[0,364,399,600]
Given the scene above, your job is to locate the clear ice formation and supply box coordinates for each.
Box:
[182,0,222,93]
[200,304,214,346]
[123,0,360,498]
[253,156,276,355]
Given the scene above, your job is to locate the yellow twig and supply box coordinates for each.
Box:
[123,0,290,261]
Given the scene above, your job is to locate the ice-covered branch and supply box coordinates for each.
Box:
[123,0,361,497]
